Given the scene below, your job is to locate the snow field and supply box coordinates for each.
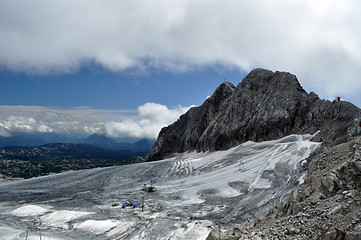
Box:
[0,133,320,239]
[159,134,320,204]
[40,210,93,229]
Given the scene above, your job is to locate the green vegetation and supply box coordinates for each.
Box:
[0,143,147,179]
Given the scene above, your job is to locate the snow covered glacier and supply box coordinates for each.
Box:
[0,134,320,240]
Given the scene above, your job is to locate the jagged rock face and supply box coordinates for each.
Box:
[147,68,360,161]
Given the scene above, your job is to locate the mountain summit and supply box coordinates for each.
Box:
[147,68,360,161]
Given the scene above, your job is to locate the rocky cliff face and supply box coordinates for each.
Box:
[147,68,360,161]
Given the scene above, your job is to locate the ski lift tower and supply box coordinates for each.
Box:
[238,161,245,172]
[356,112,361,135]
[25,218,42,240]
[25,226,42,240]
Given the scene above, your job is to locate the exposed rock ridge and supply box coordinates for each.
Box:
[147,68,360,161]
[146,81,236,161]
[219,136,361,239]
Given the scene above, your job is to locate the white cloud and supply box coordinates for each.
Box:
[0,106,108,135]
[0,104,191,138]
[0,116,40,133]
[105,103,192,139]
[0,116,57,134]
[0,127,11,137]
[1,0,361,102]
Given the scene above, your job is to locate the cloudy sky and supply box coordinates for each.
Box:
[1,0,361,139]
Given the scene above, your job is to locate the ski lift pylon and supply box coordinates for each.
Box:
[238,161,244,172]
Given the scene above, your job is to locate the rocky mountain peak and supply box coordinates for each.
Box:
[146,69,360,162]
[203,81,236,111]
[237,68,273,90]
[238,69,305,95]
[214,81,236,93]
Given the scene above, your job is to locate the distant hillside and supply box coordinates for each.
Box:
[81,134,155,152]
[0,132,80,148]
[147,69,361,161]
[0,132,155,152]
[0,143,148,179]
[82,134,121,147]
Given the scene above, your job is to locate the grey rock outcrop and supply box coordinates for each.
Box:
[222,136,361,239]
[147,68,360,161]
